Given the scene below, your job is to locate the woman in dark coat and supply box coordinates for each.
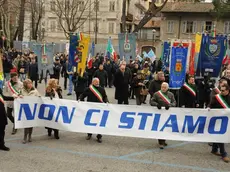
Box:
[0,88,17,151]
[45,79,63,139]
[72,71,88,100]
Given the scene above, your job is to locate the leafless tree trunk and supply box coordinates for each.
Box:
[17,0,26,41]
[121,0,127,33]
[29,0,44,40]
[133,0,168,33]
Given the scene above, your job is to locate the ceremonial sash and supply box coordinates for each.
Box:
[215,94,230,109]
[8,81,20,95]
[213,87,221,94]
[157,91,170,105]
[89,85,103,103]
[0,95,4,104]
[184,83,196,96]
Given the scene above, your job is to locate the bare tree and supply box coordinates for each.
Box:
[27,0,44,40]
[17,0,26,41]
[52,0,94,38]
[133,0,168,33]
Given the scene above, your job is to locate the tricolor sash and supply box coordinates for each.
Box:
[8,81,20,95]
[215,94,230,109]
[213,87,221,94]
[89,85,103,103]
[157,91,171,105]
[184,83,196,96]
[0,94,4,104]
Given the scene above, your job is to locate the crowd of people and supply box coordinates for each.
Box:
[0,48,230,163]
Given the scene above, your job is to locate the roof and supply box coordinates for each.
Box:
[161,2,214,13]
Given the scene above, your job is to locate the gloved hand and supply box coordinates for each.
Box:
[165,105,170,110]
[50,96,53,100]
[157,104,161,109]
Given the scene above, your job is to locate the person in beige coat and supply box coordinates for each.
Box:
[21,79,40,144]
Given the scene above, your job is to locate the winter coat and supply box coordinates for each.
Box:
[150,91,176,107]
[28,63,38,80]
[73,72,88,93]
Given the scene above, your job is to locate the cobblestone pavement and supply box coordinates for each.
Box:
[0,78,229,172]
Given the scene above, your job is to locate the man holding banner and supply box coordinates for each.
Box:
[209,83,230,163]
[80,78,109,143]
[150,82,176,149]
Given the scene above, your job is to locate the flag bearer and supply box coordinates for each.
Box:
[150,82,176,149]
[0,88,18,151]
[208,83,230,163]
[180,75,199,108]
[79,77,109,143]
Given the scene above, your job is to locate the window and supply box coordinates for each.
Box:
[94,1,99,11]
[201,21,213,32]
[109,1,115,12]
[79,1,84,11]
[80,24,84,32]
[50,20,56,32]
[167,21,174,33]
[182,21,197,33]
[224,22,230,34]
[50,1,55,11]
[57,20,63,31]
[108,23,115,33]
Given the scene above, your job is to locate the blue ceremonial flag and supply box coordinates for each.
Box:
[161,42,170,72]
[137,55,142,62]
[196,34,227,77]
[169,47,188,89]
[118,33,136,61]
[68,34,79,68]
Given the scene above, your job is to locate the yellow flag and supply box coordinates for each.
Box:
[77,34,90,77]
[195,33,202,53]
[0,54,3,73]
[0,72,4,81]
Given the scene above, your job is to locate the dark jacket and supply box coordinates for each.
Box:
[3,59,13,73]
[18,60,28,74]
[149,80,163,97]
[0,90,14,126]
[179,83,198,108]
[133,76,144,96]
[93,69,107,87]
[72,72,88,93]
[51,62,62,79]
[28,62,38,80]
[209,93,230,109]
[79,86,109,103]
[114,69,131,100]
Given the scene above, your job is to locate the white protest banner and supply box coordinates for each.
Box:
[14,97,230,143]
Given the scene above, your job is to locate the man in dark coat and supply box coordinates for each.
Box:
[180,76,199,108]
[72,71,88,100]
[104,60,113,87]
[93,64,107,88]
[208,83,230,163]
[79,78,109,143]
[2,55,13,82]
[0,88,17,151]
[114,64,131,104]
[28,58,38,88]
[149,71,165,98]
[50,57,62,83]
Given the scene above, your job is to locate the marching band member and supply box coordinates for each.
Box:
[150,82,176,149]
[79,77,109,143]
[45,79,63,139]
[180,76,199,108]
[0,88,19,151]
[21,79,40,144]
[208,83,230,163]
[5,72,23,135]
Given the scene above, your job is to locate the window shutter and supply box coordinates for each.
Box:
[201,21,205,33]
[193,21,197,33]
[182,21,187,33]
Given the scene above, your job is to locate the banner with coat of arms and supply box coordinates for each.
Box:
[169,47,188,89]
[196,34,227,77]
[68,34,79,68]
[118,33,136,61]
